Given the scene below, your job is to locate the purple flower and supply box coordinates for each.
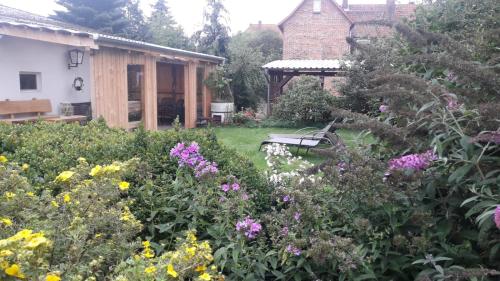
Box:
[236,217,262,239]
[241,193,249,201]
[337,161,347,173]
[286,244,302,256]
[232,183,240,191]
[221,184,230,193]
[294,212,301,222]
[388,150,437,171]
[379,105,389,113]
[171,142,219,178]
[495,206,500,230]
[283,195,290,202]
[470,132,500,144]
[219,196,226,202]
[280,227,289,237]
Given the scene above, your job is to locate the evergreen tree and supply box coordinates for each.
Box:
[148,0,192,49]
[52,0,129,36]
[193,0,230,57]
[124,0,151,41]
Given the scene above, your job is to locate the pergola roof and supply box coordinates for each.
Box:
[262,60,343,71]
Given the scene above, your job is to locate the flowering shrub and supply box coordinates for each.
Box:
[112,231,224,281]
[0,158,142,279]
[388,149,437,171]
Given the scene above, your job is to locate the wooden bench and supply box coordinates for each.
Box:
[0,99,87,124]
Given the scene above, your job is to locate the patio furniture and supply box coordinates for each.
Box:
[0,99,86,124]
[259,121,337,154]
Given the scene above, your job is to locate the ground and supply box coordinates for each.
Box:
[213,126,374,170]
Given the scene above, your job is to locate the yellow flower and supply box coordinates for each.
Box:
[95,233,103,238]
[46,273,61,281]
[1,218,13,226]
[167,264,178,278]
[118,181,130,191]
[211,265,217,271]
[89,165,102,177]
[77,157,87,163]
[25,235,49,249]
[26,191,35,197]
[186,247,196,257]
[199,273,212,281]
[5,263,25,279]
[55,171,75,182]
[4,192,16,200]
[9,229,32,241]
[0,155,8,163]
[103,164,121,173]
[51,200,59,208]
[195,265,207,272]
[143,249,155,259]
[22,163,29,171]
[143,240,151,248]
[144,265,157,275]
[64,193,71,203]
[0,261,9,270]
[187,231,197,243]
[0,250,13,257]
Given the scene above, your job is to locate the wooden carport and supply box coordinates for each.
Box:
[262,60,345,113]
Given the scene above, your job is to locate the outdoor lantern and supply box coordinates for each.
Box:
[68,49,84,69]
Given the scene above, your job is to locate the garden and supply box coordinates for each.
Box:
[1,0,500,280]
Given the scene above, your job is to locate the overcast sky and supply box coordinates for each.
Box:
[0,0,416,35]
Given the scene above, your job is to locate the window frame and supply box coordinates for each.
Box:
[19,72,41,92]
[313,0,321,13]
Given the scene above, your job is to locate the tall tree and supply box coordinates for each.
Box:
[193,0,230,57]
[52,0,129,36]
[124,0,151,41]
[148,0,192,49]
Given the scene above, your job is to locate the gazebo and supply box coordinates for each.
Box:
[262,60,346,113]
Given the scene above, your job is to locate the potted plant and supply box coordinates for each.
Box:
[205,66,234,123]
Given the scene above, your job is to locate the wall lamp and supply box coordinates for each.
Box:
[68,49,84,69]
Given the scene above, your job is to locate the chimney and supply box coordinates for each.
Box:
[342,0,348,10]
[387,0,395,20]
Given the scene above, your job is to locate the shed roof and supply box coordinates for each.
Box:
[263,60,343,71]
[0,4,224,63]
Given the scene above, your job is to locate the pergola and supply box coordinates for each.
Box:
[262,60,346,113]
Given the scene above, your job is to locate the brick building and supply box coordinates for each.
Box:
[279,0,416,60]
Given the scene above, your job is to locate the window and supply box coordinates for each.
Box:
[127,65,144,123]
[313,0,321,13]
[19,72,40,91]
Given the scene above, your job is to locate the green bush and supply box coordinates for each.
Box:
[272,76,336,124]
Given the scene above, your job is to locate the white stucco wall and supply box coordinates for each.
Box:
[0,35,91,115]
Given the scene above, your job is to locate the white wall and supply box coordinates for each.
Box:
[0,35,91,115]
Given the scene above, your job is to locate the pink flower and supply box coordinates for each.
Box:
[236,217,262,239]
[294,212,301,222]
[221,184,230,192]
[388,150,437,171]
[494,206,500,229]
[286,244,302,256]
[232,183,240,191]
[379,105,389,113]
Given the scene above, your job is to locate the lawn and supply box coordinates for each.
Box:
[212,126,374,170]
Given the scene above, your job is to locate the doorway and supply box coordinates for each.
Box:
[156,62,185,128]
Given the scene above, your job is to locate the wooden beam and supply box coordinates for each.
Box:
[184,61,198,129]
[0,24,98,49]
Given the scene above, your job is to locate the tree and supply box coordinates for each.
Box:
[52,0,129,36]
[193,0,230,57]
[148,0,192,49]
[227,30,282,110]
[124,0,151,41]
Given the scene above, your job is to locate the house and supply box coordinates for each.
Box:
[262,0,416,108]
[279,0,416,60]
[246,21,283,38]
[0,4,224,130]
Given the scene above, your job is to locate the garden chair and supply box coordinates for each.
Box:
[267,121,336,140]
[259,121,337,154]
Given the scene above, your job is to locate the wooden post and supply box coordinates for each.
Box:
[203,65,214,118]
[184,61,198,129]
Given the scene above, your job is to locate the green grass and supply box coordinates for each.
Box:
[212,127,374,170]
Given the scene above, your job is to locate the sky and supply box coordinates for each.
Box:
[0,0,416,35]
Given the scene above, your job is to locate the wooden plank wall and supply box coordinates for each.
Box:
[90,47,157,130]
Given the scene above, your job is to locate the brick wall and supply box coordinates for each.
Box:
[282,0,351,60]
